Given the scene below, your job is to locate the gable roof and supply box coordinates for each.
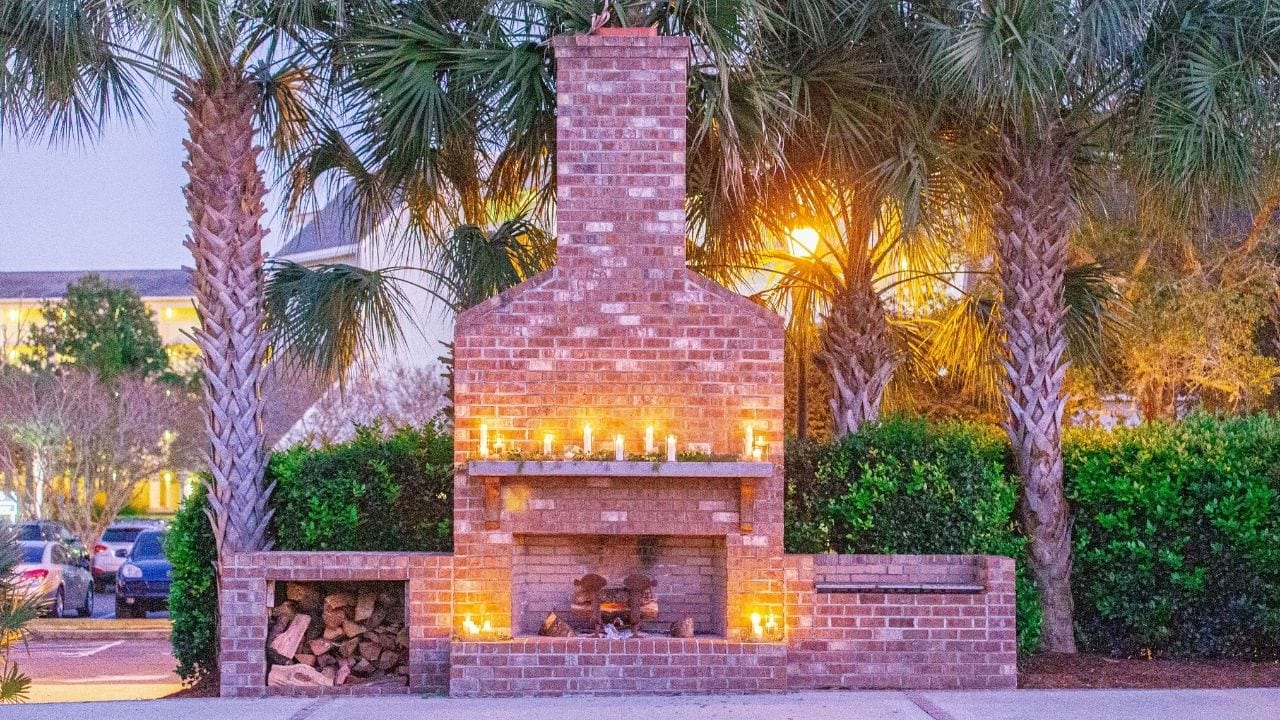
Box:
[0,269,191,301]
[275,187,363,260]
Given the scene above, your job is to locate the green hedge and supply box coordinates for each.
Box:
[270,424,453,552]
[166,424,454,683]
[165,479,217,682]
[1066,414,1280,659]
[784,417,1043,652]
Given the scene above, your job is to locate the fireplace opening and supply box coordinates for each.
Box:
[265,580,408,688]
[513,534,727,638]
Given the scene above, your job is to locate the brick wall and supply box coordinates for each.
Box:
[219,552,454,698]
[450,638,787,697]
[512,535,727,636]
[784,554,1017,690]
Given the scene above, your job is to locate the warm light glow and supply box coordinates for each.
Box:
[667,434,677,462]
[584,424,592,454]
[479,423,489,458]
[750,612,763,639]
[5,309,17,322]
[744,425,754,459]
[788,226,820,257]
[614,434,624,461]
[494,434,505,453]
[463,614,480,636]
[164,307,175,319]
[644,426,655,454]
[543,434,554,455]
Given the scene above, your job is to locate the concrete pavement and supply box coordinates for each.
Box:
[0,688,1276,720]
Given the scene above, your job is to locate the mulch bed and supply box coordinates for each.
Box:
[1020,653,1280,689]
[164,674,219,699]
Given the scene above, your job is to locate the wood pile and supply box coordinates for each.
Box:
[266,581,409,688]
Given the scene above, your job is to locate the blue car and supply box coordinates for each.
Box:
[115,529,170,618]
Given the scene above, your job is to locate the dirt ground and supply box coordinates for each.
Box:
[1020,653,1280,689]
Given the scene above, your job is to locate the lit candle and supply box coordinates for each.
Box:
[750,612,763,640]
[494,434,505,454]
[744,425,754,459]
[479,423,489,458]
[645,425,655,455]
[765,614,778,636]
[463,614,479,636]
[584,424,592,454]
[667,434,677,462]
[752,446,763,462]
[615,434,624,461]
[481,619,492,634]
[543,434,553,456]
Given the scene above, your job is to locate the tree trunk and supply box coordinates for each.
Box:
[816,270,896,437]
[180,76,273,558]
[992,132,1078,654]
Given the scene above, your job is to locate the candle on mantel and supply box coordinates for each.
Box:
[584,424,593,454]
[744,425,754,459]
[614,434,624,461]
[666,434,677,462]
[645,425,655,455]
[543,434,553,456]
[479,423,489,459]
[752,435,765,462]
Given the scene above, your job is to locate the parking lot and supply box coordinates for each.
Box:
[18,633,181,703]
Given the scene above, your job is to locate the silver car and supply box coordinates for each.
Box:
[16,540,94,618]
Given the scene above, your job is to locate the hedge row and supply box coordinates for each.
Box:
[169,413,1280,682]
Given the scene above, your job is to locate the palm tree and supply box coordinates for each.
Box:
[921,0,1280,652]
[1,0,361,557]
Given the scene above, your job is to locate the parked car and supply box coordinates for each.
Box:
[115,529,170,618]
[15,540,94,618]
[93,521,162,591]
[17,520,79,547]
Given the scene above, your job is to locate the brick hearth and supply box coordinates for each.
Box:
[217,27,1016,698]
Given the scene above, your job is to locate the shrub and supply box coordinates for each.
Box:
[1066,414,1280,659]
[785,416,1043,652]
[269,423,453,552]
[166,479,217,683]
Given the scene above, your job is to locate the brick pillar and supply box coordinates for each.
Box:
[552,31,689,275]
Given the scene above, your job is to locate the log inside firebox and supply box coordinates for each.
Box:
[266,582,409,688]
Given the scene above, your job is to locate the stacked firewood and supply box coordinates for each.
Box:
[266,582,409,688]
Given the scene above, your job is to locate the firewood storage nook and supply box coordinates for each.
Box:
[218,28,1016,698]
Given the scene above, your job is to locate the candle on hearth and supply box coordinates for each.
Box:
[645,425,655,455]
[750,612,763,640]
[584,424,592,454]
[481,619,492,634]
[744,425,754,459]
[667,434,677,462]
[463,614,480,636]
[615,434,624,461]
[543,434,553,456]
[765,614,778,635]
[479,423,489,458]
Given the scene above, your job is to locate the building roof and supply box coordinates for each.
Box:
[0,269,191,301]
[275,187,363,260]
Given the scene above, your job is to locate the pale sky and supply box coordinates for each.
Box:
[0,98,290,273]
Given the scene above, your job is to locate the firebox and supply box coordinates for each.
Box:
[512,534,727,637]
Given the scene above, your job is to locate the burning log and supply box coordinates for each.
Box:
[538,611,575,637]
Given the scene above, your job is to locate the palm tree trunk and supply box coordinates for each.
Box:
[180,76,273,557]
[993,133,1078,654]
[816,272,896,437]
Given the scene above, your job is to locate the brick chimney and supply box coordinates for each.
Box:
[552,30,689,275]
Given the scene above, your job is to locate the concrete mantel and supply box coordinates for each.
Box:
[466,460,775,478]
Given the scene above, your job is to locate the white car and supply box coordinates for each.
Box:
[16,540,94,618]
[93,521,161,591]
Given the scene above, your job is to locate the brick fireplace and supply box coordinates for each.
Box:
[219,27,1016,698]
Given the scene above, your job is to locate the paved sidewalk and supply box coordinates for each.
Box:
[0,689,1275,720]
